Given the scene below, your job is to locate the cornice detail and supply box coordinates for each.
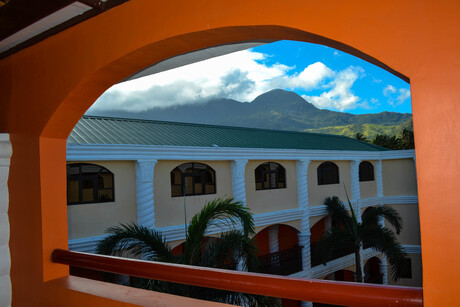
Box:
[67,143,415,162]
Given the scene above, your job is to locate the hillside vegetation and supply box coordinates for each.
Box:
[305,119,413,139]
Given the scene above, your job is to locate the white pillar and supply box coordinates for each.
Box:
[135,160,157,228]
[350,160,364,280]
[268,225,279,253]
[231,159,248,206]
[376,160,384,198]
[378,217,389,284]
[0,134,12,307]
[231,160,248,272]
[296,160,313,307]
[350,160,361,204]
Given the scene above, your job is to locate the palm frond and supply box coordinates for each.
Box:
[324,196,352,227]
[185,197,254,265]
[362,205,403,235]
[96,222,174,262]
[360,225,407,281]
[314,229,354,264]
[200,231,246,269]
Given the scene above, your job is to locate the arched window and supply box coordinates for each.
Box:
[255,162,286,190]
[67,163,114,205]
[317,162,339,185]
[171,162,216,197]
[359,161,375,182]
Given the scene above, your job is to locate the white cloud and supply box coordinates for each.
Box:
[302,66,366,112]
[91,50,295,112]
[89,49,361,113]
[383,85,396,96]
[383,85,411,107]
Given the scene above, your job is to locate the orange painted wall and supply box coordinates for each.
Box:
[254,228,270,255]
[1,0,460,305]
[310,218,326,244]
[278,225,299,251]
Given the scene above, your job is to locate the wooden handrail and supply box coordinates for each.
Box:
[52,249,423,307]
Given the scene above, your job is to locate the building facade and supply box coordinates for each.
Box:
[67,116,421,292]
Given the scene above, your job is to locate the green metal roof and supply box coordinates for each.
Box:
[68,116,388,151]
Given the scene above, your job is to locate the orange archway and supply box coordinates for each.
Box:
[1,1,460,305]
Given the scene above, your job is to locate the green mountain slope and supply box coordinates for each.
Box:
[305,119,413,139]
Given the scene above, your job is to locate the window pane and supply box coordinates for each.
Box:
[66,163,114,205]
[67,180,80,203]
[318,162,339,185]
[184,176,193,195]
[205,184,215,194]
[171,185,182,197]
[171,162,215,197]
[99,173,113,188]
[98,190,113,202]
[255,162,286,190]
[82,188,94,202]
[359,161,374,181]
[269,172,277,188]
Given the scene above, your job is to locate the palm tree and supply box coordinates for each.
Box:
[315,196,407,283]
[96,197,279,306]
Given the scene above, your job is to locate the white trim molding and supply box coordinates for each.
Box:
[311,248,380,279]
[309,195,418,217]
[402,245,422,254]
[68,234,106,253]
[0,134,12,307]
[67,143,415,162]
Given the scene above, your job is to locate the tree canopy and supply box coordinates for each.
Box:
[356,128,415,150]
[315,196,407,282]
[97,197,279,306]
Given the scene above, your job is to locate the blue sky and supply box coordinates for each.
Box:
[90,40,411,115]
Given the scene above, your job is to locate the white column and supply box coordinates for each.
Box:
[268,225,279,253]
[231,160,248,271]
[231,160,248,206]
[378,217,389,284]
[296,160,313,307]
[0,134,12,307]
[135,160,157,228]
[376,160,384,198]
[350,160,364,280]
[350,160,361,204]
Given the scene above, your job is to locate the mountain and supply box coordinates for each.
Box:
[305,119,413,139]
[88,89,412,137]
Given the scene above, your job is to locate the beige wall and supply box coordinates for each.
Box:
[67,161,137,240]
[359,160,377,198]
[388,253,423,287]
[308,161,352,207]
[382,159,417,196]
[386,204,421,246]
[154,160,233,228]
[245,160,298,214]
